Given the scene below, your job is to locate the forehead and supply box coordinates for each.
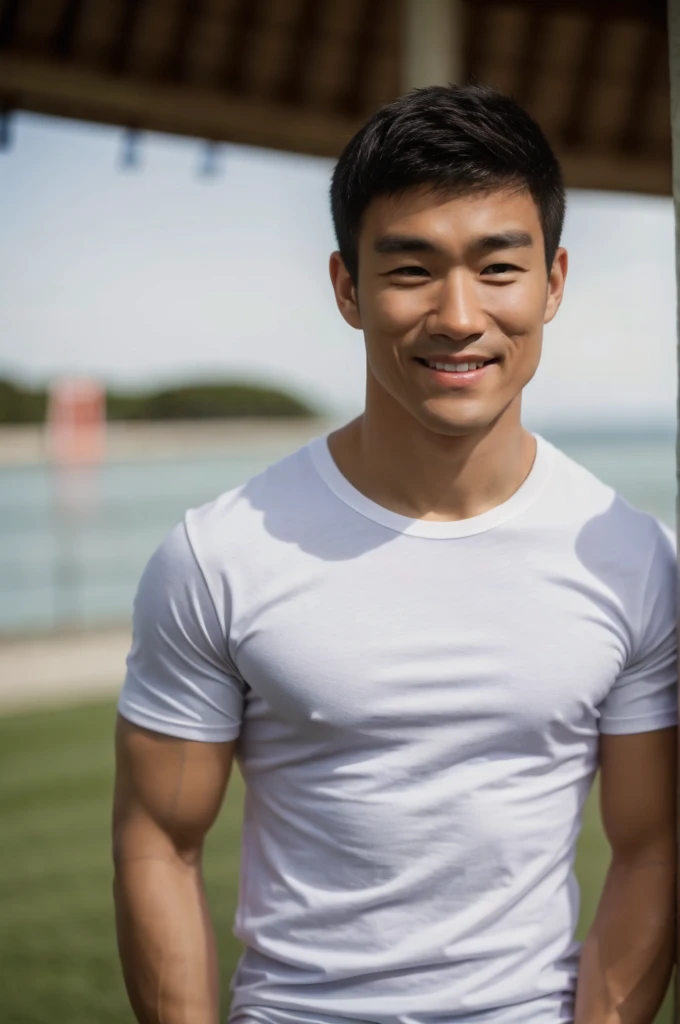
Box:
[359,186,543,251]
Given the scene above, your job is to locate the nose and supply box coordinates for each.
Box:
[426,270,486,342]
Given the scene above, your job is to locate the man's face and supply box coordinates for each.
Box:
[330,186,567,436]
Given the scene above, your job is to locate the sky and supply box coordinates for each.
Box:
[0,112,677,427]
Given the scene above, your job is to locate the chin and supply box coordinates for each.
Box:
[413,400,502,437]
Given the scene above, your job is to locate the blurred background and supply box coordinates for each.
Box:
[0,0,676,1021]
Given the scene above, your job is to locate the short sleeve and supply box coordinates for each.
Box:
[599,522,678,735]
[118,520,245,742]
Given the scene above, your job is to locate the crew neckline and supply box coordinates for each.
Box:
[306,432,556,539]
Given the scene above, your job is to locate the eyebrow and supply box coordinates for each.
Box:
[373,230,534,258]
[470,230,534,255]
[373,234,439,255]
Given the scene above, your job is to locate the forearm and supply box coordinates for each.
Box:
[113,852,220,1024]
[574,852,675,1023]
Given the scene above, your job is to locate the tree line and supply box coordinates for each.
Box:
[0,378,316,423]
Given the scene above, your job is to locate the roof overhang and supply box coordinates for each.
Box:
[0,0,671,194]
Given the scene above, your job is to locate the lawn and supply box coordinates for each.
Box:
[0,698,673,1023]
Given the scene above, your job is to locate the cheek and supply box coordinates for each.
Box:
[367,286,428,336]
[487,280,546,337]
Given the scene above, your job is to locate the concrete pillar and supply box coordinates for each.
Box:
[401,0,463,92]
[669,3,680,1017]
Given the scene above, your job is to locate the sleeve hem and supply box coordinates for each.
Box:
[599,712,678,736]
[117,702,241,744]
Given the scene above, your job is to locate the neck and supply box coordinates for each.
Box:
[328,383,536,523]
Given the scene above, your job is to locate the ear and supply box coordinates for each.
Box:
[544,247,568,325]
[329,252,362,330]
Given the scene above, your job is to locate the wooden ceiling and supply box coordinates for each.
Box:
[0,0,671,194]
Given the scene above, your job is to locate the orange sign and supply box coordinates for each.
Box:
[46,378,106,466]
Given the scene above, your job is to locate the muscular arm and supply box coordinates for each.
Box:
[574,727,677,1024]
[112,714,236,1024]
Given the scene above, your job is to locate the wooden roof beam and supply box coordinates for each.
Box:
[222,0,266,94]
[0,0,21,50]
[464,2,490,83]
[110,0,144,74]
[53,0,87,59]
[561,17,606,148]
[338,0,389,117]
[557,147,670,193]
[277,0,325,106]
[483,0,666,29]
[513,9,550,109]
[0,51,364,157]
[619,23,666,154]
[163,0,203,83]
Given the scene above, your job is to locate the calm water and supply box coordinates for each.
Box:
[0,429,676,635]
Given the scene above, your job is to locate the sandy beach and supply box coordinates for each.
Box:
[0,417,336,467]
[0,626,130,713]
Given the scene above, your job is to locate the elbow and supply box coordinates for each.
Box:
[112,813,206,875]
[609,834,677,874]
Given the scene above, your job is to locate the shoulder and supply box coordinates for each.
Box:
[544,433,676,629]
[185,442,319,552]
[537,440,675,631]
[132,443,313,592]
[543,437,674,560]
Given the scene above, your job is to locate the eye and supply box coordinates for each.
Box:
[481,263,519,276]
[388,265,430,278]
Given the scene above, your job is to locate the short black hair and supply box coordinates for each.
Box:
[330,84,566,282]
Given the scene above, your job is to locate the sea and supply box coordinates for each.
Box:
[0,426,676,636]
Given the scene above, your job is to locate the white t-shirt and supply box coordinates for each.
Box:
[119,432,677,1024]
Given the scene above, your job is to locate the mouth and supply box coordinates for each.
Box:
[414,356,500,375]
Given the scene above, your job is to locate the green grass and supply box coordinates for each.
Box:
[0,699,673,1023]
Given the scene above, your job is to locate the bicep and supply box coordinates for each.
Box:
[599,728,677,858]
[113,715,236,862]
[119,520,246,744]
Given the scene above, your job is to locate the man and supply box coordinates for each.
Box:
[113,85,677,1024]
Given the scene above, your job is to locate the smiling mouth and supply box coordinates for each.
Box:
[414,357,500,374]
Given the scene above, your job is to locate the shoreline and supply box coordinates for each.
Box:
[0,417,338,467]
[0,624,130,714]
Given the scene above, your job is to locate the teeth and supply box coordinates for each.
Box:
[427,360,485,372]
